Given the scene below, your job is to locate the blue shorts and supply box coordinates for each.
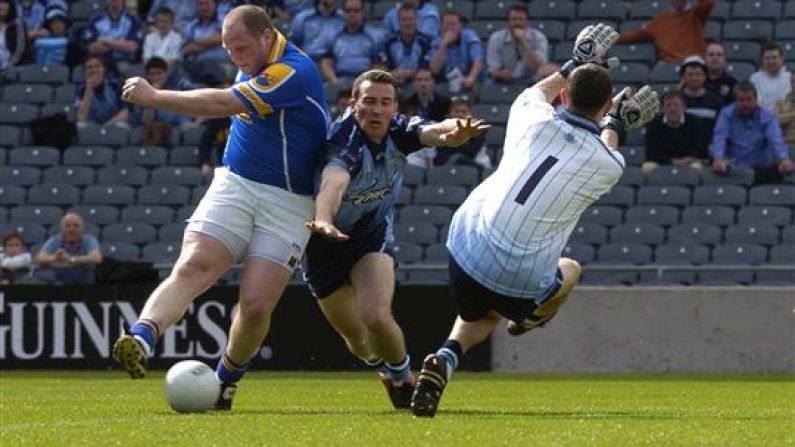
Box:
[302,224,394,299]
[448,256,563,324]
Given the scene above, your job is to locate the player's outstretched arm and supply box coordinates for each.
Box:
[122,77,247,118]
[305,165,351,241]
[600,86,660,149]
[419,117,490,147]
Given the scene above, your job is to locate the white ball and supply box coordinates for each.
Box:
[164,360,219,413]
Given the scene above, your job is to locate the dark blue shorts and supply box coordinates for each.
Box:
[448,256,563,324]
[302,224,394,299]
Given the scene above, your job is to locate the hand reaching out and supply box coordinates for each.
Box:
[305,220,350,241]
[438,117,491,147]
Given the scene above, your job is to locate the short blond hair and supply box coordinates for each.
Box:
[223,4,274,37]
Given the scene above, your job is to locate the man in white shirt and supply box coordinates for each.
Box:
[750,42,791,110]
[142,7,183,65]
[486,3,553,84]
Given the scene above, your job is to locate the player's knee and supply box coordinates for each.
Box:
[171,258,216,288]
[237,292,278,325]
[361,307,394,333]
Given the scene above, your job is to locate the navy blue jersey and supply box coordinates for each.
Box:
[325,109,428,235]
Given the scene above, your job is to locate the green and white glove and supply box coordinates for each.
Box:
[601,86,660,135]
[559,23,620,78]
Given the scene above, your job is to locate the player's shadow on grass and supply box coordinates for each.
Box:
[444,409,686,420]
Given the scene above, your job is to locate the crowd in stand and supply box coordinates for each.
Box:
[1,0,794,285]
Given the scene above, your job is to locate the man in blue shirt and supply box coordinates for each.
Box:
[304,69,488,409]
[113,5,329,412]
[380,4,434,85]
[382,0,439,41]
[429,10,483,93]
[320,0,382,85]
[182,0,226,62]
[35,212,103,284]
[75,54,129,127]
[711,81,793,184]
[82,0,142,64]
[290,0,343,61]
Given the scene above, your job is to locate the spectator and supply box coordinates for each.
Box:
[329,87,351,121]
[1,0,29,70]
[379,4,433,85]
[146,0,197,32]
[35,211,103,285]
[290,0,343,62]
[33,6,70,66]
[429,10,484,93]
[772,73,795,149]
[704,41,737,104]
[383,0,439,41]
[750,42,792,110]
[82,0,142,65]
[182,0,225,62]
[711,81,793,184]
[433,95,487,167]
[679,55,723,126]
[618,0,713,63]
[1,230,32,285]
[17,0,46,40]
[198,116,230,177]
[486,3,553,85]
[135,57,195,145]
[266,0,313,25]
[402,67,450,122]
[319,0,381,85]
[643,90,711,173]
[75,55,130,128]
[142,7,183,65]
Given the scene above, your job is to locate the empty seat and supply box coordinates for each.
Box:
[737,206,791,227]
[392,242,423,264]
[100,242,140,261]
[754,269,795,285]
[121,205,175,226]
[533,19,566,42]
[637,185,691,207]
[681,205,735,226]
[472,104,509,126]
[596,185,635,207]
[71,205,119,225]
[27,184,79,206]
[77,125,129,147]
[724,61,756,81]
[40,103,76,121]
[649,62,680,83]
[770,244,795,264]
[1,84,52,103]
[700,165,754,185]
[711,243,767,264]
[413,185,468,206]
[394,222,438,245]
[181,127,204,145]
[63,146,114,166]
[399,205,452,226]
[625,129,646,146]
[484,126,506,148]
[723,20,773,41]
[0,103,39,124]
[96,165,149,186]
[654,243,710,265]
[618,166,644,187]
[2,222,47,244]
[693,185,747,206]
[473,0,511,20]
[142,242,181,263]
[82,185,136,205]
[580,205,623,226]
[775,20,795,40]
[629,0,667,19]
[724,224,780,246]
[468,20,501,42]
[14,64,69,84]
[175,206,195,221]
[403,164,425,187]
[646,165,701,187]
[8,146,60,166]
[568,222,608,245]
[565,19,619,40]
[478,83,524,105]
[780,225,795,243]
[748,185,795,206]
[531,0,576,19]
[611,43,656,63]
[624,205,679,226]
[102,222,158,244]
[611,62,651,84]
[562,243,596,264]
[42,166,95,186]
[423,243,448,262]
[169,146,200,165]
[620,146,646,167]
[731,1,781,20]
[150,166,204,186]
[10,206,62,226]
[711,0,731,21]
[609,223,665,245]
[53,84,75,103]
[0,125,21,146]
[597,243,653,264]
[158,222,186,242]
[0,166,41,186]
[553,41,574,63]
[723,41,761,63]
[426,165,480,188]
[191,185,208,204]
[116,145,168,166]
[667,223,722,246]
[577,0,627,21]
[138,184,191,206]
[397,186,412,206]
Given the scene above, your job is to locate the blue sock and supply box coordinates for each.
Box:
[215,351,250,384]
[364,357,390,376]
[437,339,462,380]
[384,356,411,383]
[130,319,160,356]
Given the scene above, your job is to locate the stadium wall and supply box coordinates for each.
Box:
[492,287,795,373]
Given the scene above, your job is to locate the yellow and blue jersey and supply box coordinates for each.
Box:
[227,31,330,195]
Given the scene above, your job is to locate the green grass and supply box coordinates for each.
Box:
[1,371,793,446]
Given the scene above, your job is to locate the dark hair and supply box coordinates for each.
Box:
[352,69,400,101]
[680,62,707,77]
[155,7,174,19]
[145,56,168,72]
[397,3,417,15]
[2,230,24,247]
[507,3,528,19]
[662,90,685,103]
[762,41,782,56]
[567,64,613,116]
[735,80,757,97]
[223,4,274,36]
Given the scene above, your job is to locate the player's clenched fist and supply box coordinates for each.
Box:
[122,76,156,106]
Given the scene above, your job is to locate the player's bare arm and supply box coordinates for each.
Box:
[122,77,248,118]
[305,165,351,241]
[419,117,490,147]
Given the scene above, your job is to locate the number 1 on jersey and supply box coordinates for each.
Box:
[514,155,559,205]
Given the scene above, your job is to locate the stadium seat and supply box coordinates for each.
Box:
[77,125,129,147]
[150,166,204,186]
[637,185,691,207]
[42,166,95,186]
[116,145,168,167]
[565,20,619,40]
[533,20,566,42]
[581,270,637,285]
[423,243,448,263]
[1,84,52,104]
[0,103,39,125]
[597,243,653,264]
[63,146,114,166]
[10,205,62,226]
[71,205,119,225]
[484,126,506,148]
[83,185,136,206]
[0,166,41,186]
[138,184,191,206]
[0,125,21,147]
[426,165,480,188]
[654,243,710,265]
[577,0,627,21]
[611,62,650,84]
[596,184,635,207]
[397,186,412,206]
[53,84,75,103]
[468,20,500,42]
[723,41,762,64]
[781,225,795,244]
[403,164,425,187]
[159,222,186,242]
[737,206,792,227]
[609,223,665,245]
[724,224,780,246]
[693,185,747,207]
[775,20,795,40]
[175,206,195,222]
[393,242,423,264]
[649,62,680,83]
[413,184,468,206]
[102,222,158,245]
[770,244,795,264]
[394,222,438,245]
[398,205,452,226]
[531,0,576,20]
[191,185,208,204]
[101,242,141,261]
[2,222,47,245]
[629,0,667,19]
[620,146,645,167]
[121,205,176,226]
[14,64,69,84]
[624,205,680,226]
[611,43,657,63]
[181,127,204,146]
[620,19,648,33]
[472,104,509,126]
[625,129,646,146]
[96,165,149,186]
[681,205,736,227]
[645,165,701,187]
[569,222,608,245]
[754,270,795,285]
[724,62,756,81]
[699,165,754,186]
[8,146,60,166]
[748,185,795,206]
[667,223,723,246]
[723,20,773,42]
[580,205,623,226]
[553,41,574,63]
[142,242,181,263]
[27,184,80,206]
[731,1,781,21]
[710,0,730,22]
[0,185,26,205]
[478,83,523,105]
[711,243,767,265]
[169,146,200,166]
[473,0,510,20]
[562,243,596,264]
[405,270,449,285]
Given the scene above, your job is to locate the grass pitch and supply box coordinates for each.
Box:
[1,371,792,446]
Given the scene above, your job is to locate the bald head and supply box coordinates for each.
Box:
[60,212,85,243]
[223,4,274,38]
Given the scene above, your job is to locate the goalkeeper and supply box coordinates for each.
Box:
[410,23,660,418]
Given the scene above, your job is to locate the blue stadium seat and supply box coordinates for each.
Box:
[397,185,412,206]
[611,62,650,84]
[13,64,69,84]
[142,242,181,263]
[473,0,510,20]
[723,20,773,42]
[667,223,722,246]
[581,269,637,285]
[478,83,523,105]
[96,165,149,186]
[693,185,747,207]
[2,222,47,245]
[645,165,701,187]
[723,41,762,64]
[596,185,635,207]
[737,206,791,227]
[637,185,691,207]
[620,19,648,33]
[181,127,204,146]
[27,184,79,206]
[53,84,75,103]
[553,41,574,63]
[169,146,200,165]
[71,205,119,225]
[0,103,39,125]
[102,222,158,244]
[681,205,736,227]
[42,166,95,186]
[101,242,140,261]
[468,20,500,42]
[724,224,780,246]
[565,20,619,41]
[781,225,795,244]
[649,62,680,83]
[577,0,627,21]
[654,243,710,265]
[484,126,506,148]
[423,243,448,263]
[426,165,480,188]
[116,145,168,166]
[611,43,657,63]
[63,146,114,166]
[138,184,191,206]
[769,244,795,264]
[699,165,754,186]
[775,20,795,40]
[158,222,186,242]
[8,146,60,166]
[754,270,795,285]
[533,20,566,42]
[472,104,509,126]
[10,206,62,226]
[625,129,646,146]
[403,164,425,187]
[0,166,41,186]
[0,125,21,147]
[393,242,424,264]
[580,205,623,226]
[609,223,665,245]
[532,0,576,20]
[562,243,596,265]
[629,0,667,19]
[711,243,767,265]
[724,61,756,80]
[624,205,679,226]
[620,146,645,167]
[731,1,781,21]
[191,185,208,204]
[82,185,136,206]
[597,243,653,264]
[77,125,130,147]
[121,205,176,226]
[150,166,204,186]
[394,222,438,245]
[398,205,453,226]
[748,185,795,206]
[405,270,449,285]
[413,185,468,206]
[1,84,52,104]
[569,222,608,245]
